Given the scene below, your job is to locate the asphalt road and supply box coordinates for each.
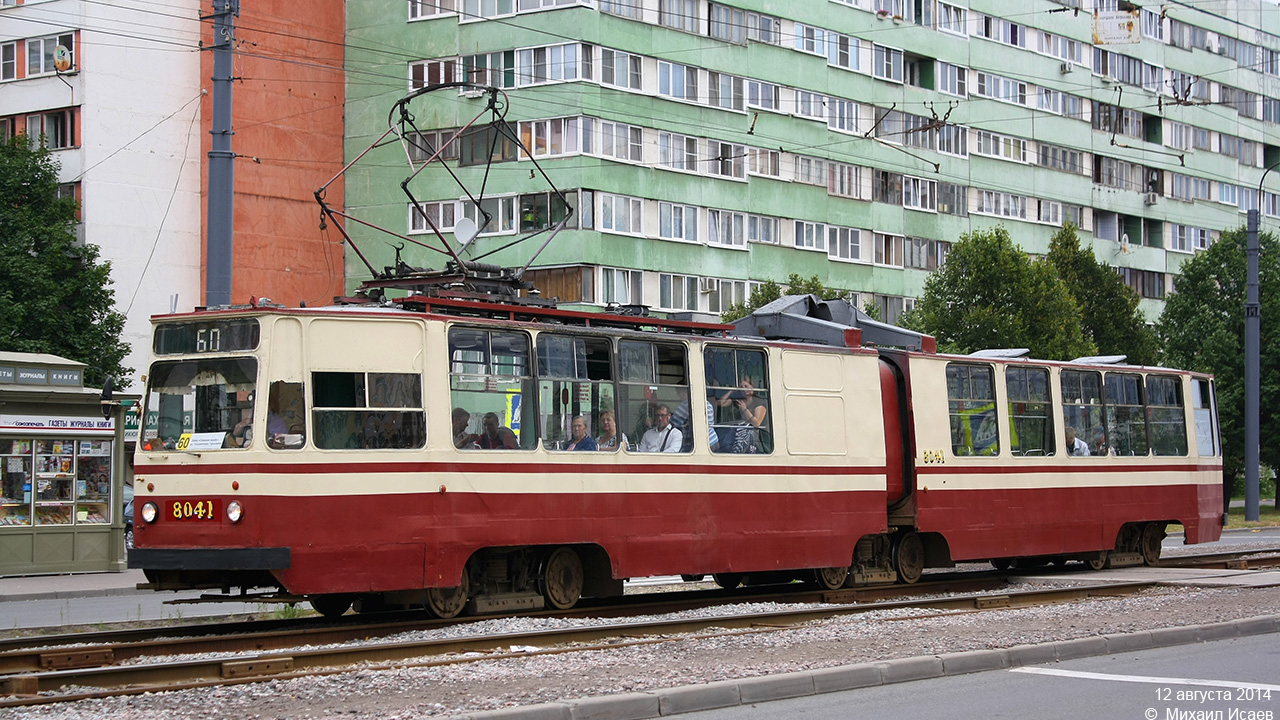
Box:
[680,633,1280,720]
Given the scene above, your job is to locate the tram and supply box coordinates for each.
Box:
[127,289,1224,617]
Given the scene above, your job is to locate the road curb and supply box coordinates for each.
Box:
[449,614,1280,720]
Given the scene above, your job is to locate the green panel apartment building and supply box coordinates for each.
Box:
[342,0,1280,324]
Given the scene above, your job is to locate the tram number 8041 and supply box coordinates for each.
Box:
[169,500,220,521]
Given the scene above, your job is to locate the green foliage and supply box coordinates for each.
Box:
[720,274,843,323]
[910,226,1094,359]
[0,135,131,388]
[1157,227,1280,485]
[1047,222,1158,365]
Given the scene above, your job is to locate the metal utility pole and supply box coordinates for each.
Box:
[1244,207,1261,522]
[206,0,239,308]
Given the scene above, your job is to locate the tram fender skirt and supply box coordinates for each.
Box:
[577,544,622,598]
[920,533,953,568]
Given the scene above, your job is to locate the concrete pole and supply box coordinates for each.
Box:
[1244,209,1260,522]
[206,0,239,308]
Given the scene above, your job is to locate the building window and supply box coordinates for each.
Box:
[600,0,641,19]
[747,214,778,244]
[706,140,745,179]
[904,237,949,270]
[974,71,1027,105]
[873,45,903,82]
[1038,143,1084,174]
[659,0,698,32]
[461,195,516,235]
[746,10,782,44]
[658,201,699,242]
[827,226,862,262]
[707,71,745,111]
[25,110,74,149]
[938,3,966,35]
[659,273,699,311]
[407,128,460,163]
[658,131,699,172]
[516,44,585,86]
[600,48,641,90]
[794,23,828,55]
[705,279,747,314]
[937,62,966,96]
[707,209,746,248]
[903,176,936,211]
[460,0,516,18]
[746,80,779,110]
[975,130,1026,162]
[827,33,858,71]
[827,99,857,133]
[937,182,968,216]
[873,170,903,204]
[601,267,643,304]
[874,233,903,267]
[27,34,74,76]
[709,3,746,44]
[658,61,698,102]
[599,193,642,234]
[747,147,780,177]
[794,220,827,251]
[595,120,642,162]
[976,14,1026,47]
[795,156,826,186]
[976,190,1027,219]
[410,0,456,18]
[463,50,515,87]
[410,200,457,233]
[2,42,15,81]
[828,162,860,198]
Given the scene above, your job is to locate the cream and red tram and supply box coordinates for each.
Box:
[128,294,1223,617]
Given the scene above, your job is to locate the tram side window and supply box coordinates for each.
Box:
[946,364,999,456]
[617,340,690,453]
[1060,370,1106,456]
[1006,366,1054,456]
[1147,375,1188,456]
[266,381,306,450]
[1104,372,1149,456]
[311,372,425,450]
[537,334,616,451]
[449,328,533,450]
[706,347,772,454]
[1192,379,1220,457]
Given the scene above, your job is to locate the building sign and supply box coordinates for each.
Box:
[0,366,83,387]
[0,414,116,433]
[1093,9,1139,45]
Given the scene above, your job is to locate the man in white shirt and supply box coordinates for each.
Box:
[638,404,683,453]
[1065,426,1091,456]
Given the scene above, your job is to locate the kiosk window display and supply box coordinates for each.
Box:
[0,438,113,527]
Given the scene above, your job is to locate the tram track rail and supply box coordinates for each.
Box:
[1,547,1275,707]
[0,579,1164,707]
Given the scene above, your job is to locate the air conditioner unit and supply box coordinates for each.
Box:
[699,278,718,293]
[458,88,486,99]
[1059,62,1073,74]
[1144,192,1159,206]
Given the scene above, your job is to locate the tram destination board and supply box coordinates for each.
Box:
[154,319,260,355]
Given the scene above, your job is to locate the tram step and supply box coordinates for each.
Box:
[468,592,545,615]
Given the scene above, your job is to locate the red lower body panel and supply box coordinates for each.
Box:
[915,483,1223,561]
[136,490,889,595]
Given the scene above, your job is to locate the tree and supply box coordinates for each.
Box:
[1157,227,1280,498]
[0,135,130,387]
[902,226,1094,359]
[721,274,844,323]
[1047,222,1158,366]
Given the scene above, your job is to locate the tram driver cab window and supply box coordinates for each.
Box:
[266,381,306,450]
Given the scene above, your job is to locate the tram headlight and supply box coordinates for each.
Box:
[141,502,158,524]
[226,500,243,524]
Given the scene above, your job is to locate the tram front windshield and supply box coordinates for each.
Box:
[143,358,258,451]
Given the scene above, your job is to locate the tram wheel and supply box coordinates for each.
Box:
[309,594,352,618]
[892,532,924,584]
[809,566,850,591]
[541,546,584,610]
[1085,551,1108,571]
[426,570,470,619]
[1140,522,1165,566]
[712,573,743,590]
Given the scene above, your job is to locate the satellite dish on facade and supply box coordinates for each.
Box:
[454,217,479,252]
[53,45,72,72]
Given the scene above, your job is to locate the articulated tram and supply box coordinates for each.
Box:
[128,292,1223,618]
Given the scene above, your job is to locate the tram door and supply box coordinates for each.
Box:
[879,357,910,505]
